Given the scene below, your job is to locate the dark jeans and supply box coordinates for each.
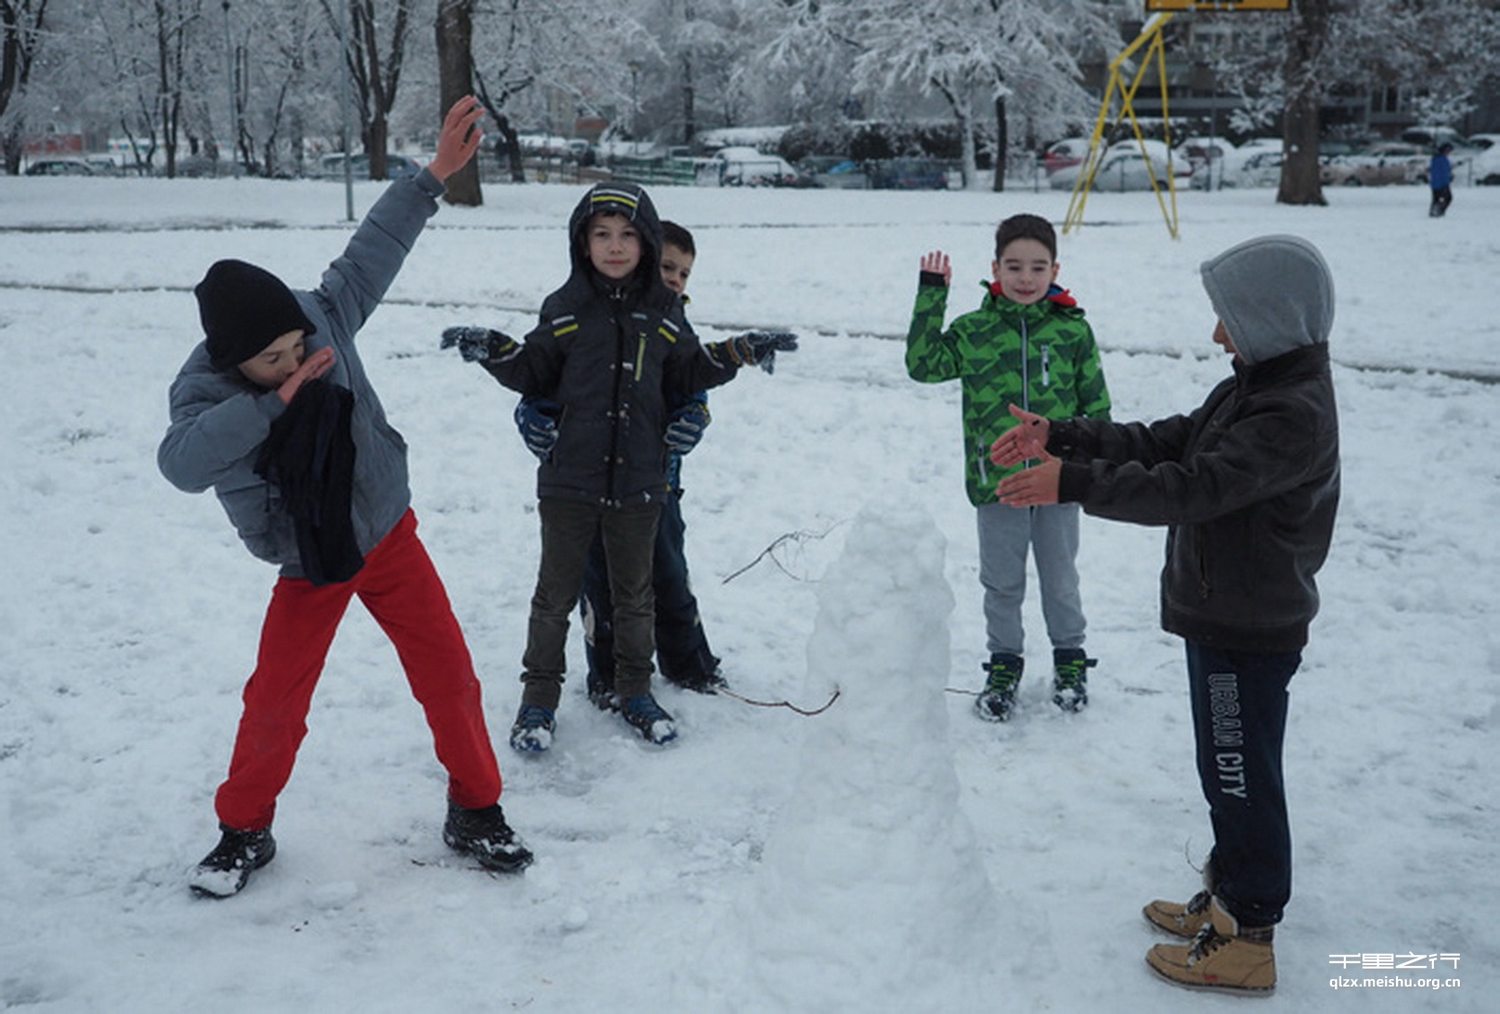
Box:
[1430,186,1453,217]
[581,490,720,689]
[1186,640,1301,928]
[521,498,660,708]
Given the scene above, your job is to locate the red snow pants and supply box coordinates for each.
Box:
[214,510,502,831]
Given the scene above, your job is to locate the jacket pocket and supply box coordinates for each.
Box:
[216,479,294,565]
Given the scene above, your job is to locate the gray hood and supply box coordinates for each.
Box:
[1199,234,1334,365]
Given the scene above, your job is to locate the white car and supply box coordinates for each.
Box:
[1471,145,1500,185]
[1050,149,1188,192]
[700,146,800,187]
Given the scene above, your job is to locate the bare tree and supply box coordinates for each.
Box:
[0,0,51,173]
[435,0,478,203]
[148,0,205,178]
[320,0,412,179]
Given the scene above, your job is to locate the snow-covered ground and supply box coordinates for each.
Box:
[2,174,1496,1013]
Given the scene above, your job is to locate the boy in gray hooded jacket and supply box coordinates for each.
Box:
[158,99,531,897]
[993,234,1339,995]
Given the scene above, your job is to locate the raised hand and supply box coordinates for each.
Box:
[664,400,711,453]
[513,398,561,461]
[990,403,1051,467]
[427,96,485,182]
[920,250,952,286]
[440,325,512,364]
[277,346,335,405]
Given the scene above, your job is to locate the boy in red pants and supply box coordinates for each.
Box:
[159,98,531,897]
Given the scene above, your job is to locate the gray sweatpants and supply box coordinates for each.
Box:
[976,501,1086,658]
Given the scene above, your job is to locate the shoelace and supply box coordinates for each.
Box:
[1054,659,1090,689]
[1184,890,1211,916]
[1188,922,1230,964]
[983,666,1020,693]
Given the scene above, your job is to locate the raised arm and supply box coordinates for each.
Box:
[312,97,484,339]
[906,251,959,383]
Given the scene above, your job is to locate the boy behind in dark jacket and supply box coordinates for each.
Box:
[442,184,795,751]
[994,234,1339,995]
[158,99,532,897]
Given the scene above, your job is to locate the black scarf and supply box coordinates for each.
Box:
[254,378,364,585]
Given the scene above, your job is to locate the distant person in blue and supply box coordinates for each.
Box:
[1428,143,1454,217]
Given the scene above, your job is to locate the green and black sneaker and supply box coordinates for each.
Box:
[976,653,1024,722]
[1052,648,1096,712]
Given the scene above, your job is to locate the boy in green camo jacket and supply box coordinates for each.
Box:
[906,213,1111,722]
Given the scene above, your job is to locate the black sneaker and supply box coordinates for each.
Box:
[189,824,276,898]
[620,693,678,745]
[1052,649,1096,712]
[442,801,533,873]
[509,703,556,753]
[975,653,1023,722]
[662,668,727,694]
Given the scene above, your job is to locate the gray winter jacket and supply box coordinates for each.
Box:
[158,170,446,577]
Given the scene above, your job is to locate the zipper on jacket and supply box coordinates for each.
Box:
[605,291,627,504]
[1020,318,1031,411]
[1041,344,1050,387]
[634,334,646,381]
[977,440,989,485]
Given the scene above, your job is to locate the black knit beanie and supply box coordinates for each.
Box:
[195,259,318,371]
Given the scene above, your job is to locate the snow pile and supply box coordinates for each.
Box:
[738,501,1001,1009]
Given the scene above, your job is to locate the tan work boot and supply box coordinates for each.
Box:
[1143,888,1213,939]
[1146,896,1276,995]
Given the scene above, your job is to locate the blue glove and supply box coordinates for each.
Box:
[514,398,562,461]
[664,400,711,454]
[729,329,799,374]
[441,326,514,364]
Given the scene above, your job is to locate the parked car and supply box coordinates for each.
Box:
[798,155,867,189]
[1465,133,1500,152]
[700,146,802,187]
[1175,135,1237,174]
[1041,137,1091,175]
[25,158,99,176]
[316,152,422,180]
[1400,125,1468,150]
[1193,149,1285,190]
[1320,142,1427,186]
[867,157,949,190]
[1050,149,1188,192]
[1471,145,1500,185]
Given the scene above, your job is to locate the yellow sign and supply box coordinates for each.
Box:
[1145,1,1291,10]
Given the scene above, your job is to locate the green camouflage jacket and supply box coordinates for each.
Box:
[907,278,1111,506]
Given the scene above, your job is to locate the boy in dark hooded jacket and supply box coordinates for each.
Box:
[442,183,795,750]
[993,234,1339,995]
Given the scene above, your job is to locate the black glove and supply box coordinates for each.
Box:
[514,398,561,461]
[725,330,799,375]
[440,326,514,364]
[664,399,711,454]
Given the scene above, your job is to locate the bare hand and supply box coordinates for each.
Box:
[920,250,952,286]
[996,457,1061,507]
[990,404,1050,466]
[427,96,485,182]
[277,347,335,405]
